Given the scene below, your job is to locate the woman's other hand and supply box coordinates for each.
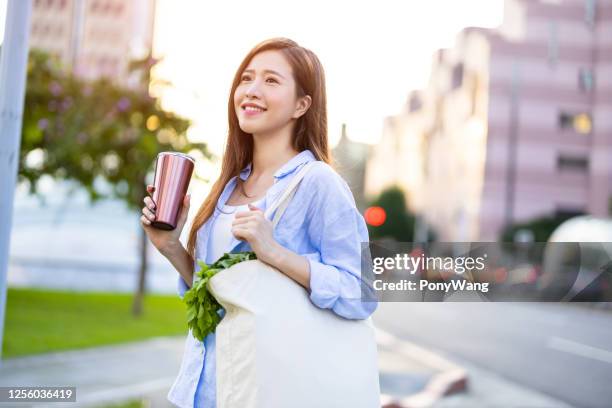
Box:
[231,204,280,265]
[140,184,190,256]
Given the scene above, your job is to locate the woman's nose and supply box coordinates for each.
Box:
[245,80,263,99]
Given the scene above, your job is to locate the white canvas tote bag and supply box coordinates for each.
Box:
[208,162,380,408]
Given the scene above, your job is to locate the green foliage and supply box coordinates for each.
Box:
[500,214,575,242]
[3,288,187,358]
[367,186,416,242]
[185,252,257,341]
[99,401,144,408]
[19,49,210,210]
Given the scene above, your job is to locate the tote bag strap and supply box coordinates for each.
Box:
[264,161,316,228]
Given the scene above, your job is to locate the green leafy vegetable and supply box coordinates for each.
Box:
[184,251,257,341]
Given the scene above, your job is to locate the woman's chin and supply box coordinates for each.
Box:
[239,122,269,135]
[239,124,258,134]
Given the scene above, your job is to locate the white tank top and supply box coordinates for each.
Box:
[207,197,265,263]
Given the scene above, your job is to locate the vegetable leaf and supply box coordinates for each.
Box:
[183,251,257,341]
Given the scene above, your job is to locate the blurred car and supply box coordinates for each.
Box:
[540,216,612,302]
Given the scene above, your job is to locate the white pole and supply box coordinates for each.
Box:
[0,0,32,361]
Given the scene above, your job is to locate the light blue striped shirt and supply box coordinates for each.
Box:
[167,149,377,408]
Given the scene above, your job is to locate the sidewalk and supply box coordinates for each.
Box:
[0,337,183,408]
[377,329,467,408]
[0,330,460,408]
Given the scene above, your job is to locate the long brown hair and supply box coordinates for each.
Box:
[187,38,331,260]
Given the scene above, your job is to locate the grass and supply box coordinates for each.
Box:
[97,400,144,408]
[3,288,187,358]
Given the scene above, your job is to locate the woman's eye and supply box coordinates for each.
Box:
[240,75,276,83]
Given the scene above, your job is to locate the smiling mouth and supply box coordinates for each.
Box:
[242,106,267,113]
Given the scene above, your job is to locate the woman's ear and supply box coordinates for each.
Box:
[293,95,312,119]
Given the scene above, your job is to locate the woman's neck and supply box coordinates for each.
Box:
[251,133,299,178]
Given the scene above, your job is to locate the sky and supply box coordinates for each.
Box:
[152,0,504,155]
[0,0,503,153]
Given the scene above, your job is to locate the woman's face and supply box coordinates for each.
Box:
[234,50,310,136]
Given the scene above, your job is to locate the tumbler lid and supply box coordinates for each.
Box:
[157,151,195,163]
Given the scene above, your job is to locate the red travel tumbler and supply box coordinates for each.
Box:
[151,152,195,230]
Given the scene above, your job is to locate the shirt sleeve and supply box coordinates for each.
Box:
[177,258,197,299]
[178,275,189,299]
[307,203,378,320]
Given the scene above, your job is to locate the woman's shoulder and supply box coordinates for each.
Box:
[303,160,345,186]
[300,160,356,207]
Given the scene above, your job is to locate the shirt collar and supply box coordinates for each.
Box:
[238,149,316,181]
[239,164,251,181]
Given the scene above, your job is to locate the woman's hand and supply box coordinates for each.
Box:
[231,204,280,265]
[141,184,190,256]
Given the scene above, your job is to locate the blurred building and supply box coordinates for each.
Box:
[365,91,433,217]
[28,0,156,86]
[366,0,612,240]
[333,124,370,210]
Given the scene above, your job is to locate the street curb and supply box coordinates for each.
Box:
[376,328,468,408]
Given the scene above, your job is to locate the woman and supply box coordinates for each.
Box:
[141,37,377,408]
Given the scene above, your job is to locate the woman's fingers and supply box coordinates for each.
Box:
[247,204,263,212]
[143,186,156,215]
[231,217,252,227]
[142,187,191,232]
[231,226,249,241]
[144,197,155,211]
[142,206,155,220]
[143,196,155,209]
[141,215,152,226]
[235,211,262,220]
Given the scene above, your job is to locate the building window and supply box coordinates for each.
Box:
[559,112,592,134]
[578,68,594,92]
[585,0,597,27]
[557,155,589,172]
[452,63,464,89]
[408,93,422,112]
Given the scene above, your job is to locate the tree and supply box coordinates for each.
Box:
[500,214,575,243]
[19,50,211,315]
[367,186,416,242]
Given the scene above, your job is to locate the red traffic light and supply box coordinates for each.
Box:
[364,206,386,227]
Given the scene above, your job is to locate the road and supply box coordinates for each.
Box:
[373,302,612,408]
